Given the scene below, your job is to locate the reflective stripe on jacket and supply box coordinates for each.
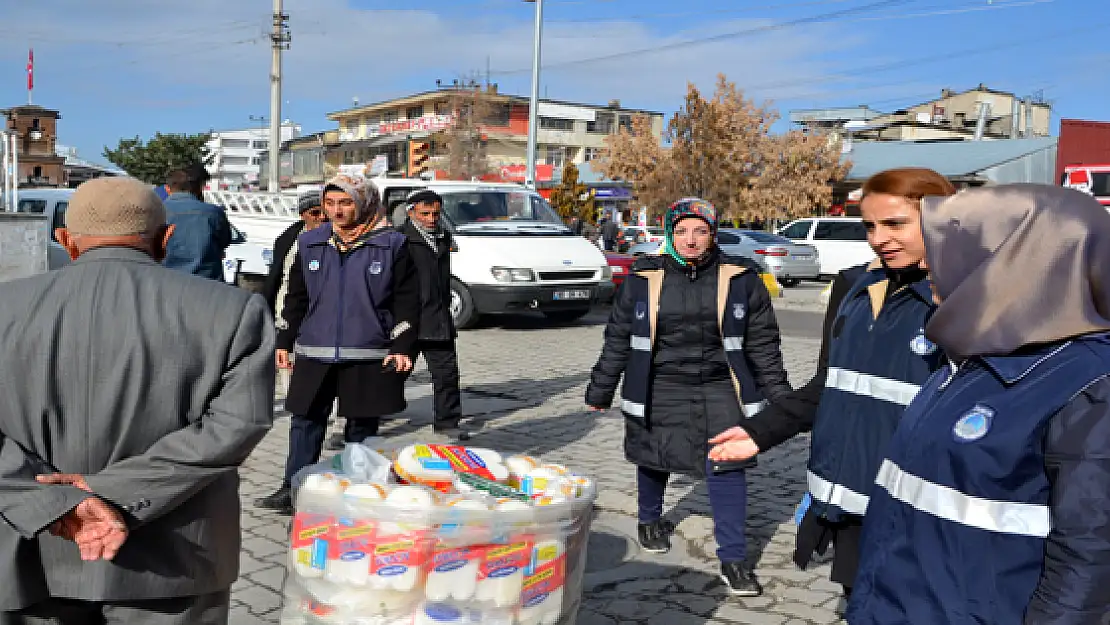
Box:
[807,264,942,521]
[848,335,1110,624]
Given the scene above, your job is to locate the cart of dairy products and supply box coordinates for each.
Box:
[279,443,598,625]
[0,212,49,284]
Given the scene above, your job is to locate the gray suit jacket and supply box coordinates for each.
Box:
[0,246,275,609]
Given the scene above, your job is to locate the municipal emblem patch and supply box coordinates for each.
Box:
[733,303,746,320]
[635,302,647,320]
[369,260,383,275]
[909,331,937,356]
[953,405,994,442]
[308,259,321,272]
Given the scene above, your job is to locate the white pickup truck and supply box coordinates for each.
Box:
[208,179,614,328]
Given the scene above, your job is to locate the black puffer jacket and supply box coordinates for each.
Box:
[401,220,456,342]
[587,252,791,476]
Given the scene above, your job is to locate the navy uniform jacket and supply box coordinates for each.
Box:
[848,334,1110,624]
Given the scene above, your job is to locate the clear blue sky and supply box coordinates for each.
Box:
[0,0,1104,165]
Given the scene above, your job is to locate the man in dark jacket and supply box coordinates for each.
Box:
[600,217,620,251]
[262,190,328,314]
[162,163,233,281]
[400,189,469,440]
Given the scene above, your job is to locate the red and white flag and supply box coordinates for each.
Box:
[27,48,33,92]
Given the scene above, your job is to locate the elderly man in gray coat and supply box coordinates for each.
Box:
[0,178,274,624]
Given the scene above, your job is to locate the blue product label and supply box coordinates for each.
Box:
[424,603,463,622]
[377,564,408,577]
[310,539,328,570]
[488,566,519,579]
[340,551,366,562]
[420,457,453,471]
[434,559,467,573]
[464,449,487,468]
[523,592,549,608]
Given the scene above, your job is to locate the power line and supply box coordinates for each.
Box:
[490,0,910,76]
[743,20,1109,93]
[544,0,1049,24]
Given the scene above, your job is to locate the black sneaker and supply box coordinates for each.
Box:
[255,487,294,515]
[720,561,763,596]
[433,424,473,442]
[637,519,675,553]
[324,432,346,451]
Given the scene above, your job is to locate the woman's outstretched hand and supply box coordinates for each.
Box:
[708,426,761,462]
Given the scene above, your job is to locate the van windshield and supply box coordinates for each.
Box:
[440,190,563,226]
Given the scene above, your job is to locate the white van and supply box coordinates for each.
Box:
[12,188,75,270]
[777,216,874,277]
[211,179,613,329]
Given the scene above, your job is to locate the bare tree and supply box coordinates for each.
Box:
[598,73,850,224]
[440,80,495,180]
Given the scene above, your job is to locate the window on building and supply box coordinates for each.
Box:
[546,146,567,169]
[31,118,40,130]
[252,140,268,150]
[406,105,424,120]
[382,111,399,123]
[540,117,575,131]
[584,147,604,162]
[250,157,261,166]
[587,112,614,134]
[32,166,42,178]
[487,104,511,127]
[222,138,251,149]
[435,101,451,116]
[619,115,632,132]
[222,156,251,167]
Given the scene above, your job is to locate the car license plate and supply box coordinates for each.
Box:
[793,254,811,260]
[553,290,590,301]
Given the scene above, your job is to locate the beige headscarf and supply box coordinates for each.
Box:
[922,183,1110,360]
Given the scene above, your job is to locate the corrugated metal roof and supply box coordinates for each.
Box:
[842,137,1057,180]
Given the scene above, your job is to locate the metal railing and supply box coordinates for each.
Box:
[204,190,300,219]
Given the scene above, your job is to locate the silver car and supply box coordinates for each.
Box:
[719,229,819,287]
[628,229,818,287]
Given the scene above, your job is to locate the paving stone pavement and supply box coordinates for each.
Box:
[232,311,838,625]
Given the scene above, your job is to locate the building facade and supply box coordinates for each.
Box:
[326,85,665,182]
[206,122,301,188]
[792,85,1052,143]
[1,105,66,188]
[56,145,124,188]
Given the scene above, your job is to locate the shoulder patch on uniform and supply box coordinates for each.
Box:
[732,303,746,320]
[953,405,994,442]
[910,329,938,356]
[308,259,321,272]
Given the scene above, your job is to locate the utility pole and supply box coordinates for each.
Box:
[269,0,290,193]
[524,0,544,189]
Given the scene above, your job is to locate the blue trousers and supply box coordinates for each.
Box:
[282,401,379,486]
[637,459,749,563]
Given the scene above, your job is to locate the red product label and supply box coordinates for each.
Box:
[327,517,376,562]
[369,532,433,577]
[290,512,332,548]
[427,444,497,482]
[521,554,567,607]
[478,541,532,581]
[431,544,486,573]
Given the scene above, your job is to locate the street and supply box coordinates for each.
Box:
[231,291,836,625]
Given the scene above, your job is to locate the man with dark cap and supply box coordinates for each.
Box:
[262,189,329,314]
[163,162,233,281]
[0,177,273,623]
[400,188,469,440]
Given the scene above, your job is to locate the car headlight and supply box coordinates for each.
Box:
[601,266,613,279]
[491,267,536,282]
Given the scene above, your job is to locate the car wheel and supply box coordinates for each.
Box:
[450,279,479,330]
[236,273,266,294]
[544,309,590,324]
[781,278,801,288]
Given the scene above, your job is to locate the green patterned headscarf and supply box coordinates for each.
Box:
[663,197,718,265]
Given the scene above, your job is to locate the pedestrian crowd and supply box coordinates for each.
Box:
[0,164,1107,625]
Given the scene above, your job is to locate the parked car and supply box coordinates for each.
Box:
[13,188,74,270]
[623,225,665,245]
[603,251,636,291]
[718,229,819,288]
[776,216,874,277]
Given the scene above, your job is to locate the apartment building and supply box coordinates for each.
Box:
[206,121,301,188]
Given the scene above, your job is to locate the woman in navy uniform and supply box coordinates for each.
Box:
[847,184,1110,624]
[709,168,956,607]
[586,198,791,596]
